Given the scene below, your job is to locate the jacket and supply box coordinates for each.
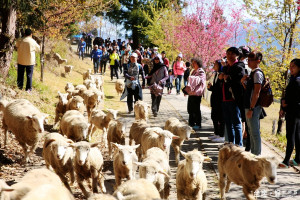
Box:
[173,61,186,76]
[208,72,223,108]
[91,49,102,60]
[16,36,40,65]
[283,73,300,118]
[187,68,206,96]
[109,53,120,65]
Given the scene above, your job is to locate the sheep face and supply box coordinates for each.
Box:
[27,113,47,133]
[113,143,139,166]
[107,109,118,120]
[156,130,179,150]
[72,141,98,166]
[52,142,69,160]
[58,92,68,105]
[182,126,192,140]
[260,156,279,184]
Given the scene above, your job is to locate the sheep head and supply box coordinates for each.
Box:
[112,143,139,167]
[26,113,48,133]
[154,130,179,150]
[257,156,279,184]
[70,141,100,166]
[58,91,68,105]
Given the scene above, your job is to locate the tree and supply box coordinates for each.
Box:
[171,0,242,65]
[243,0,300,133]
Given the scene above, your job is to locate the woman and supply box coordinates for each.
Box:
[173,53,186,94]
[186,57,206,130]
[279,58,300,168]
[109,48,120,81]
[147,54,168,117]
[207,60,225,142]
[121,49,130,75]
[121,53,145,113]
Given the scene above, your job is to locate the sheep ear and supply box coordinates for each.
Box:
[172,135,180,139]
[44,139,56,149]
[26,115,33,120]
[132,144,140,149]
[91,142,101,147]
[111,142,121,150]
[153,131,162,136]
[204,156,212,162]
[180,151,187,158]
[69,143,77,148]
[158,170,170,178]
[66,139,74,144]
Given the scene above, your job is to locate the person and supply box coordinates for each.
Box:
[161,51,169,69]
[207,60,225,142]
[147,54,169,117]
[109,49,120,81]
[90,45,102,74]
[183,62,191,86]
[186,57,206,130]
[100,47,109,74]
[78,38,86,60]
[16,28,40,93]
[278,58,300,168]
[121,49,130,75]
[121,53,145,113]
[239,46,252,75]
[135,50,143,64]
[241,51,264,155]
[173,53,186,95]
[86,35,92,54]
[219,47,245,147]
[166,69,175,94]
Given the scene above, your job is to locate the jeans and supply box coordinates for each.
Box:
[79,49,84,60]
[17,64,34,91]
[175,75,183,93]
[184,79,188,86]
[100,60,107,73]
[187,96,202,127]
[127,87,141,112]
[93,59,100,74]
[151,93,162,114]
[110,65,119,80]
[222,101,243,146]
[245,106,262,155]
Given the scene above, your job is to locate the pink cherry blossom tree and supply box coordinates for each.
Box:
[170,0,243,65]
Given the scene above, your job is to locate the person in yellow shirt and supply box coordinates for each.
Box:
[16,29,40,92]
[109,48,120,81]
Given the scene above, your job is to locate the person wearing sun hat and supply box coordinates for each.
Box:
[173,52,186,95]
[121,52,145,114]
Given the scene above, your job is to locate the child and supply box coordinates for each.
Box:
[166,69,175,94]
[184,62,191,86]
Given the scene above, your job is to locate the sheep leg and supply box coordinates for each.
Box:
[243,186,255,200]
[78,178,91,198]
[3,128,8,147]
[108,142,112,159]
[103,128,108,148]
[70,169,75,186]
[115,175,122,187]
[225,177,231,193]
[57,171,72,192]
[20,142,29,163]
[219,172,226,200]
[91,169,99,193]
[172,143,180,164]
[177,192,184,200]
[99,172,106,193]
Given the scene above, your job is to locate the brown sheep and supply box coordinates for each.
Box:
[107,120,126,158]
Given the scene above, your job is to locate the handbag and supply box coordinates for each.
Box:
[150,82,163,96]
[182,86,191,95]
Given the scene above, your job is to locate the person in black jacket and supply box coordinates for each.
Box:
[219,47,245,146]
[278,58,300,168]
[207,60,225,142]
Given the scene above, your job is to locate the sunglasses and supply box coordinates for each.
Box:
[154,58,160,60]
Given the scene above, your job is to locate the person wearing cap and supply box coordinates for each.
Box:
[146,54,169,117]
[161,51,169,69]
[173,53,186,94]
[90,45,102,74]
[121,52,145,114]
[219,47,246,147]
[16,28,40,92]
[109,48,120,80]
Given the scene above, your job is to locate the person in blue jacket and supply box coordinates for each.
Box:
[90,45,102,74]
[78,38,86,60]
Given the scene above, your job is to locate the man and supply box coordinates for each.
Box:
[16,29,40,93]
[219,47,245,146]
[241,51,264,155]
[121,53,145,113]
[161,51,169,69]
[78,38,86,60]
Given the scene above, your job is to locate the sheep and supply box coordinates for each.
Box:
[88,108,118,145]
[0,168,65,200]
[42,132,75,192]
[64,65,74,76]
[136,147,171,199]
[134,100,150,121]
[84,79,97,90]
[176,149,212,200]
[218,144,279,200]
[113,179,161,200]
[60,110,89,142]
[164,117,193,164]
[65,82,75,93]
[112,143,140,187]
[53,52,67,65]
[75,84,87,92]
[107,120,126,158]
[82,89,102,118]
[140,127,179,159]
[88,194,116,200]
[55,91,69,124]
[1,99,48,163]
[94,76,103,91]
[0,99,9,112]
[70,141,106,198]
[66,95,85,114]
[83,69,93,80]
[115,79,125,96]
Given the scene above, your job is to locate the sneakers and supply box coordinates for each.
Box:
[193,125,200,130]
[290,159,299,166]
[208,135,219,140]
[278,162,289,169]
[153,113,158,117]
[212,137,225,143]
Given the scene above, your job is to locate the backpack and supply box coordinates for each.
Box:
[255,69,274,107]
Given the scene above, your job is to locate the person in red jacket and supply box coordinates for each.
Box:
[161,51,169,69]
[173,53,186,95]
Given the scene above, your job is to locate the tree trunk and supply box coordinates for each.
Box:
[40,35,46,82]
[0,6,17,79]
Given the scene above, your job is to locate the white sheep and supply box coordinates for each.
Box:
[75,84,87,92]
[60,110,89,142]
[0,168,66,200]
[65,82,75,93]
[83,69,93,80]
[107,120,126,158]
[164,117,193,164]
[112,143,140,187]
[55,91,69,124]
[42,132,75,192]
[113,179,161,200]
[94,76,103,91]
[82,89,102,118]
[136,147,171,199]
[176,149,212,200]
[88,108,118,145]
[2,99,48,163]
[134,101,150,122]
[84,79,97,90]
[70,141,106,198]
[115,79,125,96]
[64,65,74,76]
[66,95,85,114]
[140,127,179,159]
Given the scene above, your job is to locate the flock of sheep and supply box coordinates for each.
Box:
[0,69,280,200]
